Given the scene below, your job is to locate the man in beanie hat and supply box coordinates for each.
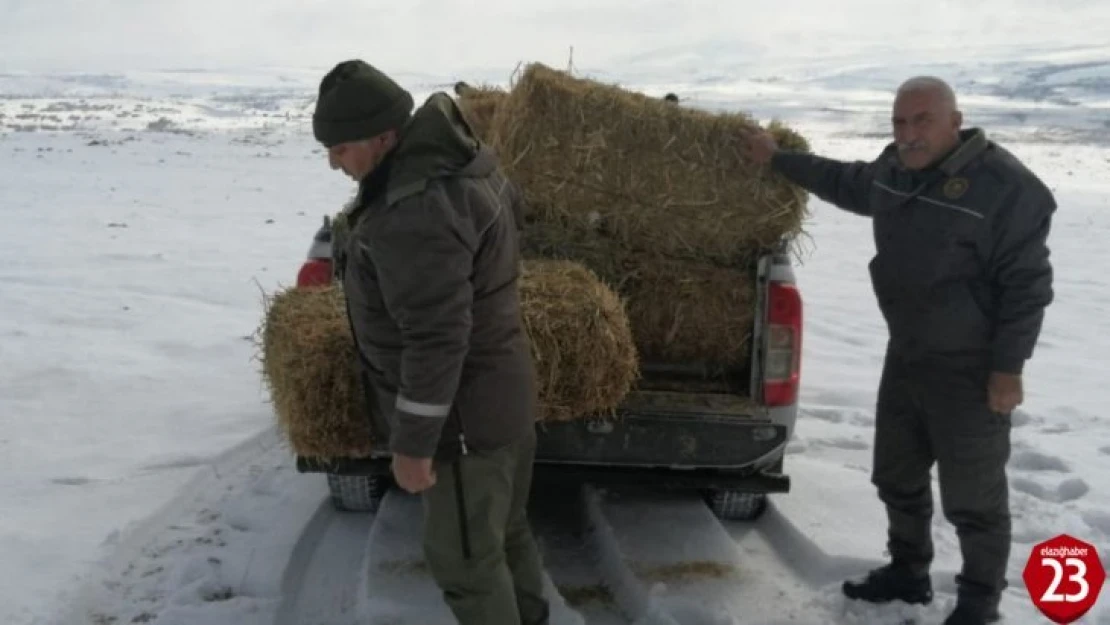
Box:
[313,60,414,179]
[313,59,552,625]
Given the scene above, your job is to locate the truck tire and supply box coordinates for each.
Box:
[326,473,390,512]
[706,490,767,521]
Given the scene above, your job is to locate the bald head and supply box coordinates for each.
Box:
[891,75,963,170]
[897,76,958,113]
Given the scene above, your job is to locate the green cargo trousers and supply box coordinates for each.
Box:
[872,350,1012,612]
[421,427,550,625]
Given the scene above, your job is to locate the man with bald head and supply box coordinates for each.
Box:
[740,77,1055,624]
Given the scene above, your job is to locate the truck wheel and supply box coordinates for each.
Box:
[326,473,389,513]
[706,490,767,521]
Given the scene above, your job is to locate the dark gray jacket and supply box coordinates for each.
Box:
[771,128,1055,374]
[335,92,536,461]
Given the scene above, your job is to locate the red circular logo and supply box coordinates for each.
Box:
[1023,534,1105,623]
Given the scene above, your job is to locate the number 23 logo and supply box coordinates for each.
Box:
[1042,557,1090,603]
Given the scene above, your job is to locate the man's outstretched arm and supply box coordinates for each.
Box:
[740,127,879,217]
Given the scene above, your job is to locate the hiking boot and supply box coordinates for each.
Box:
[943,601,1001,625]
[842,563,933,605]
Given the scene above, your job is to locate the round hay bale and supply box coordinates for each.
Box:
[256,285,373,459]
[520,259,639,422]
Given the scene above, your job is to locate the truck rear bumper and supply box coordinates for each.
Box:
[296,409,792,494]
[295,455,790,494]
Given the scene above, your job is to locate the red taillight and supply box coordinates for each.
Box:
[296,258,333,288]
[763,281,802,407]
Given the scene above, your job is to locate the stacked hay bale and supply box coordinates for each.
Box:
[486,63,810,367]
[257,259,639,458]
[454,82,507,146]
[258,67,810,457]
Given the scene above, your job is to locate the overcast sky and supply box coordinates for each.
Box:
[1,0,1105,74]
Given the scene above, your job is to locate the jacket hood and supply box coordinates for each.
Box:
[384,92,498,201]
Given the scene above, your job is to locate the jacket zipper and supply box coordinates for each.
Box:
[452,411,471,560]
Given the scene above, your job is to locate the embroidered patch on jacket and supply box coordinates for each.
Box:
[943,177,969,199]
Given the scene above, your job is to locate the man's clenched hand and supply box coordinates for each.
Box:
[988,372,1023,415]
[392,453,437,493]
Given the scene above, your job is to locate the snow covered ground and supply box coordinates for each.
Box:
[2,22,1109,625]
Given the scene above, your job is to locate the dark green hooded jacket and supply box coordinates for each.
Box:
[335,92,535,461]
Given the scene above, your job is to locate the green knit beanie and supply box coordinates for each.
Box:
[313,60,414,147]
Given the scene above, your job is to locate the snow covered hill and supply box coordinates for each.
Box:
[1,27,1108,625]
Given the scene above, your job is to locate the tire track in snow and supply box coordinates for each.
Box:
[67,428,841,625]
[582,486,842,625]
[532,484,631,625]
[305,484,846,624]
[275,500,374,625]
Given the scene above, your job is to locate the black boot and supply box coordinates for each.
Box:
[943,601,1001,624]
[842,562,933,605]
[944,583,1002,625]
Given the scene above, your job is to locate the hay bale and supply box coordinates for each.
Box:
[455,83,507,146]
[522,226,754,366]
[258,285,373,459]
[519,259,639,421]
[256,260,639,456]
[602,258,754,366]
[489,63,809,265]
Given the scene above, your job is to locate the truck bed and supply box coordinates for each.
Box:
[616,389,757,415]
[534,358,775,463]
[629,360,751,396]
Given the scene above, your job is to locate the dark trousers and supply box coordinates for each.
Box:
[421,427,550,625]
[872,350,1012,607]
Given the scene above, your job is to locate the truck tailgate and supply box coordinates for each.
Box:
[534,390,784,469]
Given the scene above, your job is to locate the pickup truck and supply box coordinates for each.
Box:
[290,214,803,521]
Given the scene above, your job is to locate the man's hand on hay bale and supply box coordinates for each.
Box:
[392,453,437,493]
[738,126,779,165]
